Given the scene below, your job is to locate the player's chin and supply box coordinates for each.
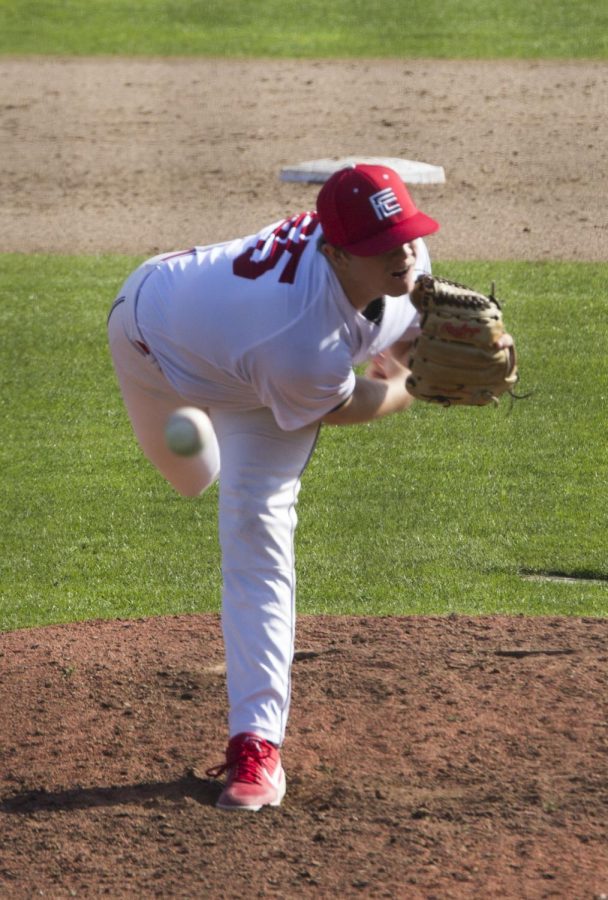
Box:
[386,270,411,295]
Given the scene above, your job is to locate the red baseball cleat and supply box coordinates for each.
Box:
[206,732,286,811]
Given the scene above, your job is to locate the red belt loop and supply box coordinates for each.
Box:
[133,339,150,355]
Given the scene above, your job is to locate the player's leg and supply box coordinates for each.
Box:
[207,406,318,809]
[108,296,220,497]
[212,405,318,744]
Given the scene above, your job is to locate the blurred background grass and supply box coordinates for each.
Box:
[0,0,607,58]
[1,255,606,630]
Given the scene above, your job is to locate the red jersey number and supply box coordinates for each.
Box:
[233,213,319,285]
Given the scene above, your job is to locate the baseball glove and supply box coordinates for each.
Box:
[406,275,519,407]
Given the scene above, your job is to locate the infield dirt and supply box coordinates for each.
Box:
[1,58,607,899]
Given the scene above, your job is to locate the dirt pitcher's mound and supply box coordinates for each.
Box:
[1,613,607,898]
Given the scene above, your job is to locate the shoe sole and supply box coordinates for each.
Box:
[216,769,286,812]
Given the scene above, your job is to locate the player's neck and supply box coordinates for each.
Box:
[340,280,378,311]
[324,256,378,311]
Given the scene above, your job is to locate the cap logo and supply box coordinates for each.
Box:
[369,187,403,221]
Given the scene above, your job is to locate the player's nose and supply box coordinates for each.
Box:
[393,242,413,256]
[390,243,413,265]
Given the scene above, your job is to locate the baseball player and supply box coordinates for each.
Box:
[107,163,439,811]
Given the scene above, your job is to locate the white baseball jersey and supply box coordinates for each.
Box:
[134,212,431,431]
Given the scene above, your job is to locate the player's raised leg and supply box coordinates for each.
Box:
[108,298,220,497]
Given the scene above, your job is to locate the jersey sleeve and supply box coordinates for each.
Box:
[243,339,356,431]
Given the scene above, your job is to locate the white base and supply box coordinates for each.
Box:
[280,156,445,185]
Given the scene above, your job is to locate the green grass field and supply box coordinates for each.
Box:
[0,0,607,58]
[1,4,606,630]
[1,255,606,631]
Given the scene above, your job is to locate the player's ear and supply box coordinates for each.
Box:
[321,241,348,266]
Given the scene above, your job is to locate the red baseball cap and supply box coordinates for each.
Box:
[316,163,439,256]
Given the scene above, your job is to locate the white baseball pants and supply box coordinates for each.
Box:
[108,276,319,746]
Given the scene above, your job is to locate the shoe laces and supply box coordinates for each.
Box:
[206,735,274,785]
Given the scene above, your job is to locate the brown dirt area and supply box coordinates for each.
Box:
[1,58,607,259]
[1,58,607,898]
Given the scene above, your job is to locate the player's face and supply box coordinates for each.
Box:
[357,241,419,297]
[324,239,420,309]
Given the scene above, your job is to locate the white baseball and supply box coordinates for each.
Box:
[165,407,208,456]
